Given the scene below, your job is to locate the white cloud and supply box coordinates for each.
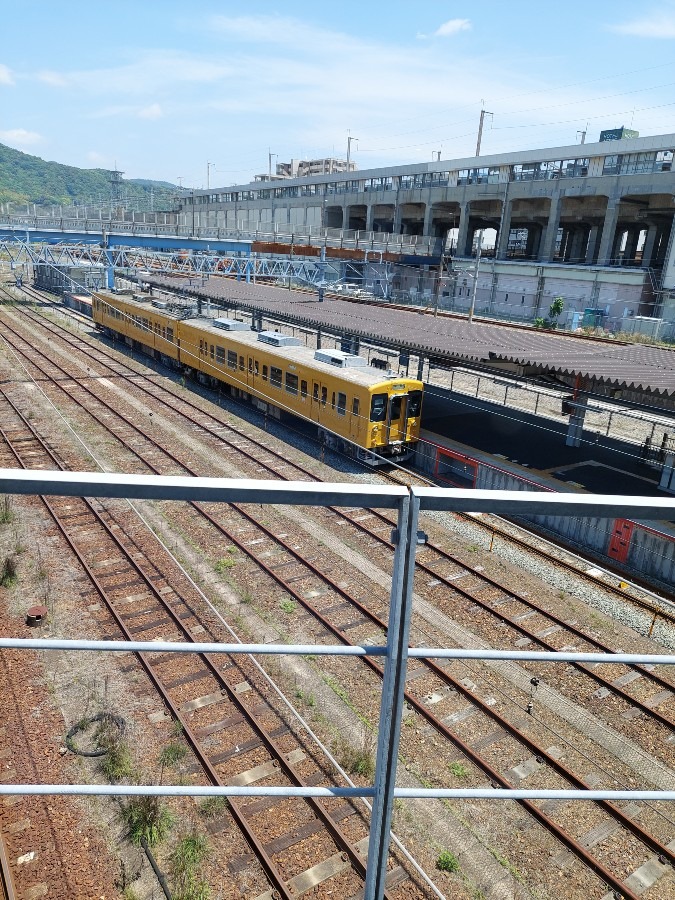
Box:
[87,151,107,165]
[0,129,42,148]
[37,70,68,87]
[434,19,471,37]
[611,12,675,38]
[138,103,163,120]
[0,63,13,85]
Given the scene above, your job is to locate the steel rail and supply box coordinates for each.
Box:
[0,830,16,900]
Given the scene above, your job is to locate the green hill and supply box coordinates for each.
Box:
[0,143,177,208]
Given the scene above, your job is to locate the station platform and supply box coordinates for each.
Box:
[421,387,663,498]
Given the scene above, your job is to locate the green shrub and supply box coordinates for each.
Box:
[121,796,174,847]
[198,796,228,819]
[437,850,460,873]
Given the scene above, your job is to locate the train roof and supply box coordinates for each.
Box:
[99,292,422,391]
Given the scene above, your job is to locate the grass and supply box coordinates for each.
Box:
[214,557,236,573]
[159,741,188,769]
[294,689,316,708]
[448,762,469,778]
[436,850,460,873]
[0,496,15,524]
[169,830,210,900]
[280,598,297,613]
[120,796,174,848]
[98,728,134,783]
[336,731,377,780]
[0,555,18,588]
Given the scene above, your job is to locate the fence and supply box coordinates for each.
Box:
[0,469,674,900]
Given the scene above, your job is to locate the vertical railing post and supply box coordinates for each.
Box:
[364,489,419,900]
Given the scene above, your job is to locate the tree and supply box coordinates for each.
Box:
[548,296,565,327]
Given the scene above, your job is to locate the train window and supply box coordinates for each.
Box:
[199,340,204,354]
[166,327,174,343]
[390,395,403,420]
[248,358,253,374]
[337,392,346,415]
[370,393,387,422]
[142,318,149,330]
[352,397,360,417]
[239,355,245,371]
[408,390,422,417]
[271,366,282,388]
[263,365,268,381]
[331,392,336,410]
[210,344,214,359]
[216,346,225,364]
[300,380,308,399]
[313,383,319,402]
[227,350,237,369]
[285,373,298,394]
[254,360,259,375]
[321,386,327,406]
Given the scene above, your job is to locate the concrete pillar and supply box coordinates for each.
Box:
[423,204,433,237]
[393,205,402,235]
[585,225,600,264]
[597,200,621,266]
[641,224,659,268]
[366,205,375,233]
[417,355,425,381]
[660,449,675,493]
[538,195,562,262]
[455,202,471,257]
[566,396,588,448]
[495,200,513,259]
[525,226,541,259]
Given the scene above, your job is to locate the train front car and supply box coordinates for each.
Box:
[361,377,423,464]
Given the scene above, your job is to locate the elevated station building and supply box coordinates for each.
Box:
[179,132,675,327]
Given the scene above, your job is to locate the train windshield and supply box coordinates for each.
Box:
[370,393,388,422]
[390,395,403,421]
[407,390,422,417]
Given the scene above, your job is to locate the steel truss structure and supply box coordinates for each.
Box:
[0,469,673,900]
[0,238,395,291]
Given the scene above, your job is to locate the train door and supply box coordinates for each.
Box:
[404,390,423,441]
[350,396,361,442]
[310,381,321,422]
[386,393,405,444]
[247,356,254,389]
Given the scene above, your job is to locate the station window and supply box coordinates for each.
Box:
[337,392,346,415]
[352,397,360,417]
[370,393,387,422]
[285,373,299,395]
[227,350,237,369]
[300,380,308,399]
[263,365,268,381]
[216,346,225,364]
[321,386,327,406]
[270,366,282,388]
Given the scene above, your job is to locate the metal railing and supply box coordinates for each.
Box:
[0,469,674,900]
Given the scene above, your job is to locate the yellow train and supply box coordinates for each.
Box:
[92,290,423,464]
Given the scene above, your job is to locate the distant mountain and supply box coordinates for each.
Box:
[0,143,178,208]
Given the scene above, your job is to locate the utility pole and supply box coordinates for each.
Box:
[475,107,493,157]
[576,125,588,144]
[468,230,483,324]
[268,149,277,179]
[206,161,215,190]
[347,132,358,170]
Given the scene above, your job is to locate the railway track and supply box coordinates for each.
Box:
[3,303,674,736]
[1,298,675,896]
[0,390,418,899]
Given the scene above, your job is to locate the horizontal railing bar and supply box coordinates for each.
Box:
[415,486,675,519]
[0,471,673,521]
[0,469,407,508]
[2,639,674,666]
[0,785,673,801]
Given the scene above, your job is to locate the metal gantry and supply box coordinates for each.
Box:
[0,469,674,900]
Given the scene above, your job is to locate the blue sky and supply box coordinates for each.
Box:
[2,1,675,188]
